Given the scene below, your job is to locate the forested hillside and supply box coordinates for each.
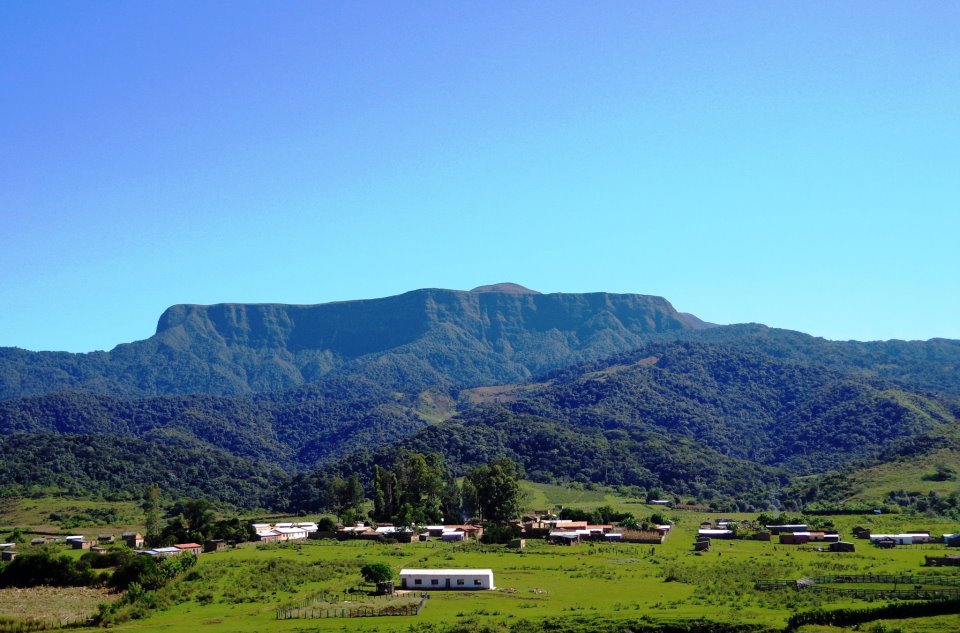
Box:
[1,286,958,512]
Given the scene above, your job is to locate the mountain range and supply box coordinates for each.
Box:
[2,284,958,512]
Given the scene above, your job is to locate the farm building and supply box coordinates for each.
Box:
[122,532,145,548]
[175,543,202,555]
[1,551,16,562]
[399,569,494,590]
[72,540,94,550]
[204,539,228,553]
[98,534,115,543]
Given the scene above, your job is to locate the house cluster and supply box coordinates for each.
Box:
[520,512,670,545]
[253,522,318,542]
[335,523,483,543]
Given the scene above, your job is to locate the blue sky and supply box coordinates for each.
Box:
[1,1,958,352]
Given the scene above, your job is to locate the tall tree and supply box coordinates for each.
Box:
[142,484,163,543]
[468,457,522,523]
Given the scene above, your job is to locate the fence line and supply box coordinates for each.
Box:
[276,593,429,620]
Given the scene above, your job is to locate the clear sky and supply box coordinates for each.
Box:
[1,1,958,352]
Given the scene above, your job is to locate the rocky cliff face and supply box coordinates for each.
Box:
[0,286,702,398]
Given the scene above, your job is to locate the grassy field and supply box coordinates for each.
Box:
[0,496,142,535]
[0,586,116,626]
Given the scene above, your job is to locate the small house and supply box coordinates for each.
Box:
[1,551,17,562]
[766,524,808,535]
[274,527,308,541]
[0,543,15,550]
[925,554,960,567]
[693,539,710,552]
[549,531,581,545]
[441,530,465,542]
[72,540,94,550]
[153,547,182,556]
[97,534,115,543]
[508,538,526,549]
[122,532,145,548]
[174,543,202,556]
[30,538,45,546]
[204,539,227,553]
[830,541,856,552]
[399,568,494,590]
[698,529,734,539]
[256,530,283,543]
[852,526,871,539]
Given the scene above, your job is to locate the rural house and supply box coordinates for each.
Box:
[399,569,495,590]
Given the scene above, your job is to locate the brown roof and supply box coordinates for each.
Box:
[175,543,202,549]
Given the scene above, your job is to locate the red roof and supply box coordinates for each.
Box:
[175,543,202,549]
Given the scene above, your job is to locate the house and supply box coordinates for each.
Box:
[549,531,581,545]
[97,534,115,543]
[869,534,926,546]
[693,540,710,552]
[153,547,182,556]
[441,530,465,542]
[830,541,856,552]
[0,543,15,550]
[30,538,45,546]
[174,543,202,556]
[650,499,672,506]
[204,539,228,553]
[274,527,308,541]
[925,554,960,567]
[256,530,283,543]
[122,532,145,548]
[698,529,734,539]
[852,526,871,539]
[72,540,95,550]
[1,551,16,562]
[399,569,494,590]
[765,525,808,535]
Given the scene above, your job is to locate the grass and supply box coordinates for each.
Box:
[37,509,955,633]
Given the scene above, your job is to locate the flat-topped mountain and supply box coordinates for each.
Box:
[0,286,703,399]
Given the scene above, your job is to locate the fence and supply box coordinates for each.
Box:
[276,593,428,620]
[756,574,960,600]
